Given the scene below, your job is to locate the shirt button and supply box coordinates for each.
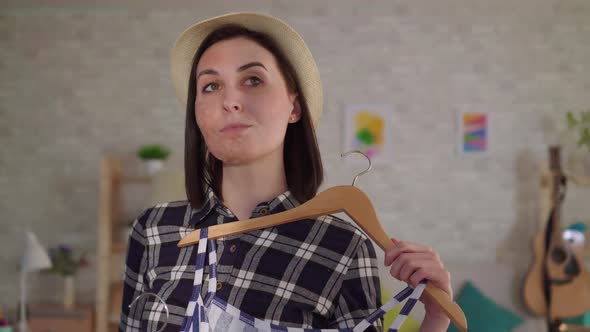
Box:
[259,207,269,215]
[216,281,223,291]
[229,244,237,253]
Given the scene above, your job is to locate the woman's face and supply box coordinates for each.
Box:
[195,37,300,166]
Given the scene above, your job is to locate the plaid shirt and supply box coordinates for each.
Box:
[119,189,383,331]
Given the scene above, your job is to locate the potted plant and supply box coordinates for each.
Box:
[137,144,171,175]
[566,111,590,151]
[46,245,88,310]
[565,110,590,174]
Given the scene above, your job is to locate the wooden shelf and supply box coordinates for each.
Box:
[112,242,127,255]
[109,282,123,326]
[120,175,152,184]
[97,157,152,332]
[29,305,93,332]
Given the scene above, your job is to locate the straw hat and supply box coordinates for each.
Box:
[170,12,323,128]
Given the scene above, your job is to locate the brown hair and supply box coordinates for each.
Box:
[184,25,323,209]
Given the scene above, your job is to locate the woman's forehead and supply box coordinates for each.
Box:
[197,37,277,72]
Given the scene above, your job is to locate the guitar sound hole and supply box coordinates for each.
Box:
[551,247,567,263]
[565,257,581,277]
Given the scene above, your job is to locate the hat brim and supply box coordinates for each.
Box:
[170,12,323,128]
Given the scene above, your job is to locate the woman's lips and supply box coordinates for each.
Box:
[221,123,252,134]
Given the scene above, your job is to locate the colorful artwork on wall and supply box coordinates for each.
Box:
[460,112,489,154]
[343,105,392,163]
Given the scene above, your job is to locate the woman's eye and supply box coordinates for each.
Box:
[202,82,219,93]
[245,77,262,86]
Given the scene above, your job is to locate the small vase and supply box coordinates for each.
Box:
[63,275,75,310]
[144,159,163,176]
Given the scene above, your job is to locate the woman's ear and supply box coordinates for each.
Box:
[289,96,302,123]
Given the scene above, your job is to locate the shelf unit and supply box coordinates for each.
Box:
[28,305,94,332]
[96,157,151,332]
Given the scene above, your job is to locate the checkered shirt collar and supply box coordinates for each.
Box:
[189,187,300,226]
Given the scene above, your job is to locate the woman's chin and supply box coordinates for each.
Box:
[216,152,258,166]
[213,145,282,166]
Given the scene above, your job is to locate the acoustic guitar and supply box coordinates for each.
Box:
[523,146,590,319]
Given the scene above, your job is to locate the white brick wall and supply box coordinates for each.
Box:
[1,0,589,326]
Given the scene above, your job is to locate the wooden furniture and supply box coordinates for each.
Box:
[96,157,150,332]
[28,305,93,332]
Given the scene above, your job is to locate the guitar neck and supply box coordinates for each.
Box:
[549,186,563,245]
[548,146,564,245]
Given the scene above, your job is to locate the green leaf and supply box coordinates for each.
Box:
[567,111,578,129]
[578,127,590,151]
[47,245,85,276]
[137,144,171,160]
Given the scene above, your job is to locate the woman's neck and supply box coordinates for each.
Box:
[221,150,288,220]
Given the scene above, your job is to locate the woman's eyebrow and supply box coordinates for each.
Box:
[197,68,218,79]
[197,62,267,80]
[237,62,267,72]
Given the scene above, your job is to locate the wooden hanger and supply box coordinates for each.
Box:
[178,151,468,331]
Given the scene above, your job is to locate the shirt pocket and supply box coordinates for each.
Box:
[145,266,195,308]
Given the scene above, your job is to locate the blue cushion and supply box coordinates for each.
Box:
[562,311,590,326]
[447,281,523,332]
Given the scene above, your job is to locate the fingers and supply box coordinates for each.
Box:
[388,252,433,278]
[409,266,430,287]
[384,241,452,296]
[408,266,450,291]
[388,254,442,285]
[384,241,438,266]
[393,262,452,295]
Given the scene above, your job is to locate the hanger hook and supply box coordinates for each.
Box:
[129,292,169,332]
[341,150,372,187]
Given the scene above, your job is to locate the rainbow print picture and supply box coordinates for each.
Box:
[343,104,392,163]
[460,112,489,154]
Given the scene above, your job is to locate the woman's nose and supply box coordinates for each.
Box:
[222,89,242,113]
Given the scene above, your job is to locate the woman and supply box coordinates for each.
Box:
[120,12,452,332]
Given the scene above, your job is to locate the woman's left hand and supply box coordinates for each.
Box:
[384,240,452,322]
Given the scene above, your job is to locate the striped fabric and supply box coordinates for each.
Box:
[180,227,425,332]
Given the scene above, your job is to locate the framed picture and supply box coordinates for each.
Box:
[343,104,393,164]
[458,111,490,155]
